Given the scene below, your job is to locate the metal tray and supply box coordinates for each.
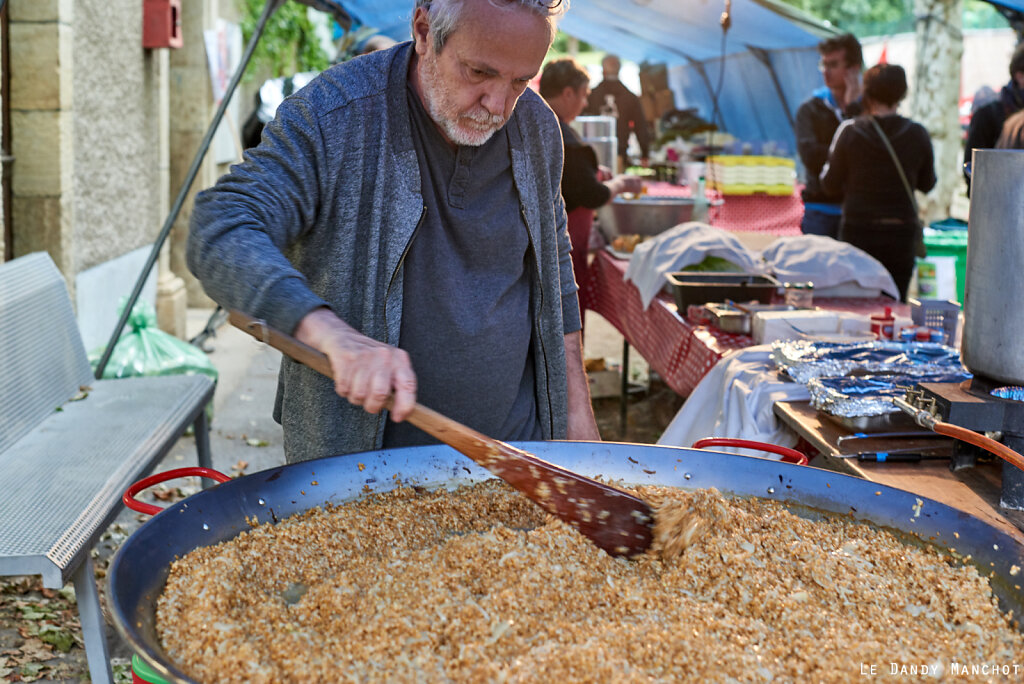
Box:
[666,272,781,311]
[704,302,799,335]
[820,409,917,432]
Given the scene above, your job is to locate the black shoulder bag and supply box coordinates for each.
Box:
[868,116,927,258]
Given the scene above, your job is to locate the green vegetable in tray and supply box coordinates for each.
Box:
[681,256,744,273]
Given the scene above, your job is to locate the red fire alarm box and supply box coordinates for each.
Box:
[143,0,183,49]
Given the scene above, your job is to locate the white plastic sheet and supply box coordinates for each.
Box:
[656,345,809,455]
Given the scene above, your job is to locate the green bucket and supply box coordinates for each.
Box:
[922,228,967,305]
[131,653,171,684]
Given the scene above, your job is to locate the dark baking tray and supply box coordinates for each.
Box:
[665,272,781,310]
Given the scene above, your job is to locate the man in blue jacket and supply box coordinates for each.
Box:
[188,0,600,463]
[794,33,863,239]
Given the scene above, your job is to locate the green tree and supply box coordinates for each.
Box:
[239,0,330,80]
[776,0,1006,35]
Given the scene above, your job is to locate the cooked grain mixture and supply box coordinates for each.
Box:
[157,483,1024,682]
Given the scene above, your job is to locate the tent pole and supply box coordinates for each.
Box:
[693,62,726,130]
[749,47,795,132]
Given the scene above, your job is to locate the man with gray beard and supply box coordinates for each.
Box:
[187,0,600,463]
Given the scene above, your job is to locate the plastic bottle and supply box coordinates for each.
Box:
[626,131,641,166]
[870,306,895,340]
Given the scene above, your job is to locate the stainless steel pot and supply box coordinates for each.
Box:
[108,441,1024,683]
[571,115,617,170]
[962,149,1024,385]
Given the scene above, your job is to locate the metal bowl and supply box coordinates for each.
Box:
[596,196,696,241]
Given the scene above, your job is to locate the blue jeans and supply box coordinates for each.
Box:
[801,208,841,239]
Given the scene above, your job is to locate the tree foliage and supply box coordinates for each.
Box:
[239,0,331,80]
[776,0,1007,36]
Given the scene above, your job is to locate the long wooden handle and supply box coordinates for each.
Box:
[227,310,506,457]
[227,309,655,557]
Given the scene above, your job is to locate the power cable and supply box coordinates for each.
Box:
[704,0,731,204]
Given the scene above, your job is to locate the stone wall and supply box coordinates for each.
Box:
[9,0,75,277]
[71,1,164,273]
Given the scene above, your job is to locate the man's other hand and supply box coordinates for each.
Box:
[294,307,418,421]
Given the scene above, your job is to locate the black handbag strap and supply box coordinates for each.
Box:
[868,115,919,215]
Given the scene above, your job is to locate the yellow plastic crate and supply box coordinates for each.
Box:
[706,155,795,168]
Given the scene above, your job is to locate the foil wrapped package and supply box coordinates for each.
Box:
[808,372,972,418]
[772,340,966,385]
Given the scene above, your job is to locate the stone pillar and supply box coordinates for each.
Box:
[154,47,189,338]
[169,0,217,308]
[9,0,75,282]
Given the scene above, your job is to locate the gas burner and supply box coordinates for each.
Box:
[991,386,1024,402]
[903,375,1024,510]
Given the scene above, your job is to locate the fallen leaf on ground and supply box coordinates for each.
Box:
[38,625,75,653]
[151,487,182,502]
[246,438,269,447]
[231,460,249,472]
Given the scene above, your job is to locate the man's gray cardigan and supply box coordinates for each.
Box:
[187,42,580,463]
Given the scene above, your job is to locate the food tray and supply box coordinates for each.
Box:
[704,302,798,335]
[666,272,781,311]
[820,409,916,432]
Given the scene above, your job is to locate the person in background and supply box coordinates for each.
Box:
[996,107,1024,149]
[585,54,651,169]
[358,33,398,56]
[540,57,642,295]
[188,0,600,464]
[820,64,935,302]
[794,33,864,239]
[964,43,1024,192]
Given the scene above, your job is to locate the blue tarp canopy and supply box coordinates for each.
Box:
[321,0,840,155]
[986,0,1024,12]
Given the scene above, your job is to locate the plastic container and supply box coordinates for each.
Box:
[870,306,895,340]
[783,281,814,308]
[909,298,961,344]
[132,653,171,684]
[922,229,967,305]
[928,217,968,231]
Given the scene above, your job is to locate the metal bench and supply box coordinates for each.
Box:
[0,253,214,684]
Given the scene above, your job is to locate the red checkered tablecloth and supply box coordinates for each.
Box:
[645,182,804,235]
[581,249,752,396]
[580,249,908,397]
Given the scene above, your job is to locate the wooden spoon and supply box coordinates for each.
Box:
[229,310,654,557]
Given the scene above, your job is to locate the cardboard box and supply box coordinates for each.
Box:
[655,89,676,117]
[588,369,622,399]
[639,63,669,95]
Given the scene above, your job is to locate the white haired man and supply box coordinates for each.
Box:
[188,0,600,463]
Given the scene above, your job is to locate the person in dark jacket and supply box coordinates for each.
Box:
[540,58,641,299]
[821,64,936,302]
[963,43,1024,192]
[584,54,651,168]
[794,33,863,238]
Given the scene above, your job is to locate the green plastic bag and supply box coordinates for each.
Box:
[89,299,218,383]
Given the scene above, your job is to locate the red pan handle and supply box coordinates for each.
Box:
[691,438,809,466]
[123,467,232,516]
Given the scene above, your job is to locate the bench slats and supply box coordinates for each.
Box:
[0,374,214,587]
[0,253,94,455]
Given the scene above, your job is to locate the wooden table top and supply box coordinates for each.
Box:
[774,399,1024,543]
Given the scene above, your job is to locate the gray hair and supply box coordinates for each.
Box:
[414,0,568,53]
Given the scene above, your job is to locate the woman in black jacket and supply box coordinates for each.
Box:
[820,63,936,301]
[540,58,641,288]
